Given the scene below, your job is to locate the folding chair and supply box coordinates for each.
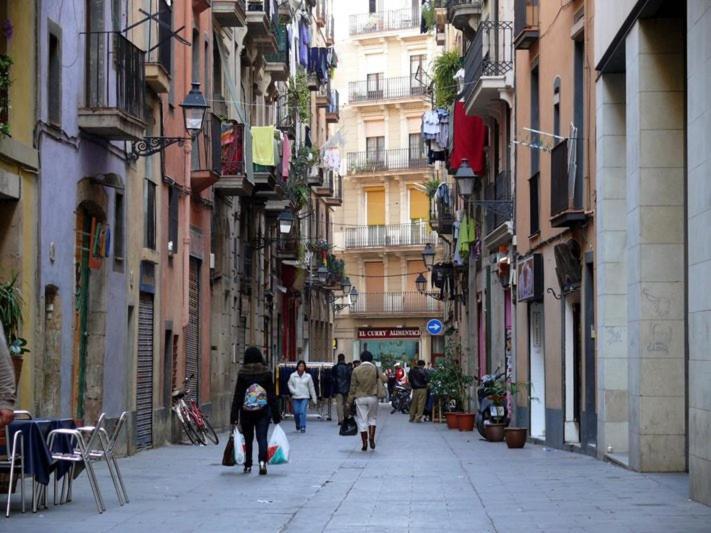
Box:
[89,412,129,505]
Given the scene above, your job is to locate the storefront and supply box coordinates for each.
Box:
[355,327,421,363]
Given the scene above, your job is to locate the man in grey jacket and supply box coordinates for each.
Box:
[0,324,16,429]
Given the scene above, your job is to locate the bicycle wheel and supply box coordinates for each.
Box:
[201,416,220,445]
[182,405,206,445]
[176,405,200,445]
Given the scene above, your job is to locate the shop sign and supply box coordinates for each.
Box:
[357,327,421,339]
[517,253,543,302]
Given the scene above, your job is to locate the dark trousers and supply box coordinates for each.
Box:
[241,409,270,467]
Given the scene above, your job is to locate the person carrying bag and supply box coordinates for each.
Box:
[346,351,387,451]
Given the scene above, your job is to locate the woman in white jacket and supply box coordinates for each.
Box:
[288,360,317,432]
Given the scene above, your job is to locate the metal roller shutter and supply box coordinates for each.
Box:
[186,258,200,402]
[136,293,154,449]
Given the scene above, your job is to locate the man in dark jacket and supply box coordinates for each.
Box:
[333,353,351,424]
[408,360,429,423]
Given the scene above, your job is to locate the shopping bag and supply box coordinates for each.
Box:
[233,428,246,466]
[267,424,290,465]
[339,416,358,436]
[222,435,236,466]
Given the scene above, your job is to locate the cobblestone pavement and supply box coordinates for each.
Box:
[5,407,711,533]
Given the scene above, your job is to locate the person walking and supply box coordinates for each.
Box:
[333,353,351,425]
[288,360,317,432]
[230,347,281,475]
[0,323,16,430]
[408,360,429,423]
[347,351,386,451]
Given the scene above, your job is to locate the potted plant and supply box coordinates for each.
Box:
[503,381,531,448]
[429,337,473,430]
[0,274,30,386]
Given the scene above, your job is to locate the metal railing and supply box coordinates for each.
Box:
[348,76,426,103]
[344,222,436,249]
[221,121,245,176]
[484,170,512,232]
[349,7,419,35]
[514,0,539,41]
[550,139,582,216]
[247,0,271,16]
[462,21,513,100]
[265,23,288,63]
[351,291,442,314]
[85,32,144,120]
[192,113,223,175]
[346,148,428,173]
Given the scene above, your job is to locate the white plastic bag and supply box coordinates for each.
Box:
[233,428,246,465]
[267,424,290,465]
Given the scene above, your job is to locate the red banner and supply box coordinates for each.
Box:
[358,328,421,339]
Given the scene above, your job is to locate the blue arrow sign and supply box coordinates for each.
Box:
[426,319,444,336]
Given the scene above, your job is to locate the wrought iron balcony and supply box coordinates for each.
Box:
[350,291,442,315]
[216,122,253,197]
[191,113,223,193]
[79,32,146,140]
[462,20,514,113]
[447,0,483,32]
[514,0,540,50]
[349,7,419,36]
[346,148,428,174]
[246,0,277,54]
[484,170,512,233]
[323,172,343,207]
[265,24,289,81]
[550,139,585,227]
[344,222,436,250]
[213,0,246,27]
[348,76,426,104]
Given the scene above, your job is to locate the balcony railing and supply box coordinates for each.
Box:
[344,222,436,249]
[349,7,419,36]
[462,21,513,100]
[265,23,288,63]
[192,113,223,178]
[85,32,145,121]
[247,0,272,16]
[326,89,339,122]
[550,139,585,226]
[484,170,512,232]
[348,76,426,104]
[220,122,245,176]
[346,149,428,174]
[351,291,442,314]
[514,0,540,49]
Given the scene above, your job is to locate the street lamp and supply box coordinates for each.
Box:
[277,210,295,235]
[317,265,329,284]
[455,158,477,197]
[349,286,358,306]
[415,273,427,294]
[422,243,435,271]
[341,277,352,294]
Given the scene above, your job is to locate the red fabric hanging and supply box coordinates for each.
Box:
[449,101,487,175]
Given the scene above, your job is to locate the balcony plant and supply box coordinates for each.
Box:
[424,177,441,199]
[421,2,435,32]
[0,274,30,386]
[432,50,461,108]
[288,70,311,122]
[0,53,13,137]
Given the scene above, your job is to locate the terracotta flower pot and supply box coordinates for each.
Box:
[445,412,461,430]
[484,423,506,442]
[457,412,475,432]
[504,427,528,448]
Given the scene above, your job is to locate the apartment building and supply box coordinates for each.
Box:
[331,0,445,363]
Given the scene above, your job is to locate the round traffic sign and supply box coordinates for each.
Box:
[426,319,444,336]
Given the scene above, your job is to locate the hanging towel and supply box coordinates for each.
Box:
[459,215,476,255]
[252,126,276,166]
[449,101,487,174]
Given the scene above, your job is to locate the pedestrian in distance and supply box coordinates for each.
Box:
[230,347,281,475]
[408,360,429,423]
[353,359,361,369]
[0,323,16,430]
[333,353,351,425]
[347,351,387,451]
[288,360,317,433]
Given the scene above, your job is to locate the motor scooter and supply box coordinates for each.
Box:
[475,369,509,438]
[390,384,411,414]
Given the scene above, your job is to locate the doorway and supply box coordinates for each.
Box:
[564,294,582,444]
[529,302,546,439]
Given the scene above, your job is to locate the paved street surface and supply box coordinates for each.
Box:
[5,409,711,533]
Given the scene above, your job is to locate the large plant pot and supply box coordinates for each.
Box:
[504,427,527,448]
[457,413,475,432]
[11,356,22,386]
[445,412,462,430]
[484,423,506,442]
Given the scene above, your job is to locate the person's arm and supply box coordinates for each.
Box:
[287,373,297,396]
[266,373,281,424]
[346,369,358,408]
[308,374,317,404]
[230,376,245,426]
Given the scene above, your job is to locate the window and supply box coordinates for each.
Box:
[366,136,385,163]
[369,0,377,14]
[410,54,426,93]
[409,133,425,161]
[573,40,584,209]
[144,180,156,250]
[530,66,539,175]
[191,29,200,83]
[212,33,222,97]
[529,172,540,235]
[366,72,383,97]
[48,27,62,126]
[158,0,172,74]
[86,0,106,108]
[168,185,179,254]
[553,77,561,138]
[114,191,124,260]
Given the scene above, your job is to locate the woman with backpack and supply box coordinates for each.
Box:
[230,347,281,475]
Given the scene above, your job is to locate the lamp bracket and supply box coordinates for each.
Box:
[131,136,189,160]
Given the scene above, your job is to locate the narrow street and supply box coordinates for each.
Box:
[6,410,711,533]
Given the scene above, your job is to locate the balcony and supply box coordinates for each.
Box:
[216,122,253,196]
[326,89,339,123]
[213,0,246,27]
[314,169,335,197]
[325,14,335,46]
[277,227,299,260]
[447,0,483,33]
[484,170,514,247]
[323,173,342,207]
[514,0,539,50]
[79,33,146,140]
[462,20,514,115]
[550,139,585,227]
[316,84,329,108]
[349,7,419,36]
[348,76,426,105]
[246,0,277,54]
[350,292,442,316]
[344,222,436,250]
[265,24,289,81]
[346,148,428,175]
[191,113,223,193]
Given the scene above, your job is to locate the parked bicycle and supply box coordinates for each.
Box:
[171,374,219,446]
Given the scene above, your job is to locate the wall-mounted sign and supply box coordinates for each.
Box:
[517,253,543,302]
[358,327,421,339]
